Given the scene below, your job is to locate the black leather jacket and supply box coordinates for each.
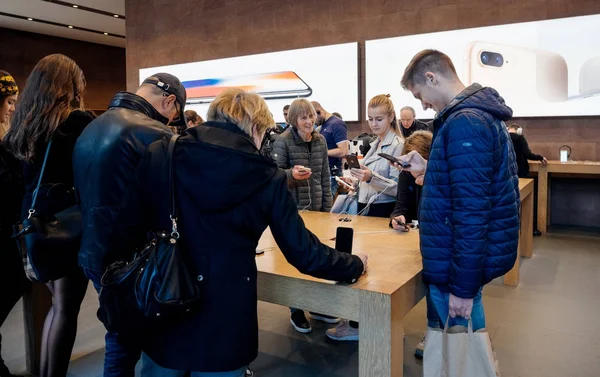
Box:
[73,92,172,273]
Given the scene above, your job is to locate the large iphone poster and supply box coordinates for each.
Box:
[366,14,600,118]
[139,43,359,123]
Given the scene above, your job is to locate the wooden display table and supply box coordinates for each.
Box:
[504,178,534,286]
[257,212,425,377]
[24,180,534,376]
[529,160,600,234]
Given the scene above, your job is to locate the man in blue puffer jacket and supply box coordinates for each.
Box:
[397,50,520,339]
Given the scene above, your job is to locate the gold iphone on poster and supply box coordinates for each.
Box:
[463,41,568,103]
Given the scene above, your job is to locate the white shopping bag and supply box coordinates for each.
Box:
[423,318,500,377]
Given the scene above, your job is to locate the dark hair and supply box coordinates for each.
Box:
[283,104,290,111]
[185,109,204,125]
[4,54,86,161]
[401,49,458,90]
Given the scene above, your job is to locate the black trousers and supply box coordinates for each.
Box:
[0,236,29,368]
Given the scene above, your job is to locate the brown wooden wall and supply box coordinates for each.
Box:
[125,0,600,161]
[0,27,126,111]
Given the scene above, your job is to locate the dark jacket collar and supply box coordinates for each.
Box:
[289,126,318,146]
[193,121,259,155]
[108,92,169,125]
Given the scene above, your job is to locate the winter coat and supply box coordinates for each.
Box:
[419,84,520,299]
[272,126,332,212]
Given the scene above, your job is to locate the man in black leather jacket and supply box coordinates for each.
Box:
[73,73,186,377]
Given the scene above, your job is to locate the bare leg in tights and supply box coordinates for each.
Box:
[39,269,88,377]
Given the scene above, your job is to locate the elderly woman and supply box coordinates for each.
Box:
[113,88,368,377]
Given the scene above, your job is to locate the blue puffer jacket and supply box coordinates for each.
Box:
[420,84,520,299]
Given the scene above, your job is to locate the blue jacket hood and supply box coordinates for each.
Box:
[436,84,513,127]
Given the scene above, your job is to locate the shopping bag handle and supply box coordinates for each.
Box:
[443,316,473,334]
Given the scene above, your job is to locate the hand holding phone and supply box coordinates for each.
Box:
[394,151,427,177]
[391,215,409,232]
[335,176,355,191]
[378,153,411,168]
[292,165,312,180]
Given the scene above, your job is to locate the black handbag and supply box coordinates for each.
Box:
[13,139,82,283]
[97,134,201,334]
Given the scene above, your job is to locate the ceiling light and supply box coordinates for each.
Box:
[72,4,78,8]
[27,17,33,21]
[68,25,73,28]
[113,14,119,18]
[104,32,108,35]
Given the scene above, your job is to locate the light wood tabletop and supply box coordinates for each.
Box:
[529,160,600,233]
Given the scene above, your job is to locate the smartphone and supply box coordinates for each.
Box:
[346,154,361,170]
[298,166,312,173]
[378,153,411,168]
[183,71,312,104]
[463,41,568,103]
[335,227,354,254]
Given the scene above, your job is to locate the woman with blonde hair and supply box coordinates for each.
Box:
[390,130,433,232]
[328,94,404,342]
[4,54,93,377]
[113,88,368,377]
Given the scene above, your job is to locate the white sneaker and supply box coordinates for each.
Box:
[326,320,359,341]
[415,333,426,359]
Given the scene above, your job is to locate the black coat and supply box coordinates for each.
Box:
[113,121,364,372]
[400,119,430,138]
[73,92,172,273]
[390,171,421,224]
[510,132,544,178]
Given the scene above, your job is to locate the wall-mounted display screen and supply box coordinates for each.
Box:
[366,14,600,118]
[140,43,359,123]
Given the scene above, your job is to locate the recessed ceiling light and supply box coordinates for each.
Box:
[113,14,119,18]
[104,32,108,35]
[72,4,78,8]
[68,25,73,28]
[27,17,33,21]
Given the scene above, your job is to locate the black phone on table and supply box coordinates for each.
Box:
[335,227,354,254]
[345,155,361,170]
[378,153,411,168]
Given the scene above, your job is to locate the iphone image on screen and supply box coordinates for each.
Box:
[183,71,313,104]
[463,41,568,103]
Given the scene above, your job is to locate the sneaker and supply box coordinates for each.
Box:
[245,367,254,377]
[309,312,341,324]
[326,320,359,341]
[415,333,426,359]
[290,311,312,334]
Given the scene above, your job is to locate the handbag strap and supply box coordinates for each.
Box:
[167,134,180,238]
[28,139,53,219]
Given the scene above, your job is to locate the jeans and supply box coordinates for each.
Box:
[426,285,486,331]
[141,353,246,377]
[331,176,339,196]
[84,268,142,377]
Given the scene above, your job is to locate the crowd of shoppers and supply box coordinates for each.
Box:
[0,46,521,376]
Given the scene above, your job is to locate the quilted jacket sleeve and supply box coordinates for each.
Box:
[445,112,495,298]
[272,136,300,188]
[321,141,333,212]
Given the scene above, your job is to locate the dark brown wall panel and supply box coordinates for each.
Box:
[126,0,600,159]
[0,27,125,110]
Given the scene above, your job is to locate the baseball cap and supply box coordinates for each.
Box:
[142,72,187,126]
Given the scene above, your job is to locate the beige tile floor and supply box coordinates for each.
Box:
[2,232,600,377]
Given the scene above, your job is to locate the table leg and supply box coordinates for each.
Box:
[522,190,534,258]
[359,292,403,377]
[23,282,52,376]
[504,215,522,287]
[537,165,548,234]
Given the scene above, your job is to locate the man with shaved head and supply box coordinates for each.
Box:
[311,101,348,193]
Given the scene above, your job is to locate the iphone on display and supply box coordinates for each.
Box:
[463,41,568,103]
[183,71,312,104]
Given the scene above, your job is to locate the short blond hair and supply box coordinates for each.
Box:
[401,49,458,90]
[206,88,273,136]
[288,99,316,129]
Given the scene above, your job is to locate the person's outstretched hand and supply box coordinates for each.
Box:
[394,150,427,179]
[449,293,473,319]
[356,253,369,274]
[541,157,548,165]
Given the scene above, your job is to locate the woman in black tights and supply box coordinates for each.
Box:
[4,54,93,377]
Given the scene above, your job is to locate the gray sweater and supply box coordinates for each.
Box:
[272,127,333,212]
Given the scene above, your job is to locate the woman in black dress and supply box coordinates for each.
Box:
[4,54,93,377]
